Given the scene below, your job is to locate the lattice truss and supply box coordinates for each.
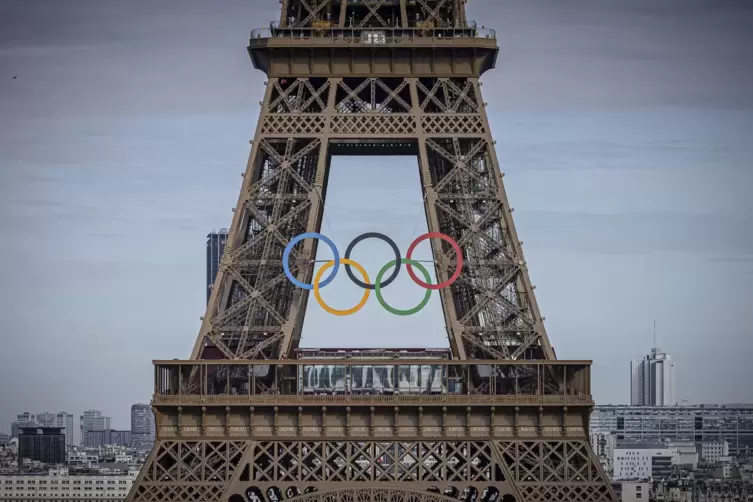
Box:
[334,78,411,113]
[129,441,249,502]
[261,77,485,137]
[269,78,331,114]
[129,440,613,502]
[199,75,550,361]
[416,78,479,114]
[422,136,547,361]
[199,135,324,360]
[281,0,464,28]
[414,78,549,361]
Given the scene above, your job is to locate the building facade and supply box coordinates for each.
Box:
[666,441,699,469]
[591,405,753,458]
[130,404,155,452]
[0,467,138,500]
[11,412,74,447]
[81,410,112,448]
[630,347,676,406]
[702,440,730,463]
[613,443,673,480]
[84,430,132,448]
[590,430,617,474]
[18,427,66,465]
[10,413,37,440]
[206,229,228,304]
[36,412,75,448]
[611,481,650,502]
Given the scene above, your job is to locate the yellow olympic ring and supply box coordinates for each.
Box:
[313,258,370,316]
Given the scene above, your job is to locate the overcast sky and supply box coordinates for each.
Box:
[1,0,752,436]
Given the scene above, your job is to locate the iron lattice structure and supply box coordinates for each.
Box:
[127,1,616,501]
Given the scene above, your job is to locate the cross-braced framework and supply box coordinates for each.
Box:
[127,1,616,501]
[191,73,555,362]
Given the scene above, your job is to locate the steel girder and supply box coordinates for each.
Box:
[128,439,614,502]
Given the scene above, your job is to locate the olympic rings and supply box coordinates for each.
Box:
[344,232,401,290]
[314,259,370,316]
[282,231,463,315]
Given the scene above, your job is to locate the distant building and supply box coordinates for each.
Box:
[0,433,9,445]
[109,430,132,448]
[68,451,99,467]
[85,429,131,448]
[590,405,753,458]
[613,442,673,480]
[130,404,155,451]
[17,412,36,424]
[207,229,228,303]
[0,467,138,499]
[702,440,730,463]
[11,412,38,439]
[590,430,616,474]
[666,441,699,469]
[630,347,676,406]
[36,412,75,448]
[81,410,111,447]
[611,481,650,502]
[18,427,66,465]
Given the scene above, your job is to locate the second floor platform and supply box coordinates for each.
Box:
[152,359,594,407]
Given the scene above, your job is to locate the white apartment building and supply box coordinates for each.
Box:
[702,440,730,463]
[630,347,676,406]
[613,481,650,502]
[613,443,673,481]
[0,467,137,500]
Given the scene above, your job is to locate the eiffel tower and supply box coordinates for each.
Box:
[127,1,617,501]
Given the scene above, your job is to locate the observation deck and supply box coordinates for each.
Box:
[247,23,498,77]
[151,359,594,440]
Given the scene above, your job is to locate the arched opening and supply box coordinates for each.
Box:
[229,495,245,502]
[501,495,517,502]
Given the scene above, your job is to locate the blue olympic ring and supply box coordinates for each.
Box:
[282,232,340,290]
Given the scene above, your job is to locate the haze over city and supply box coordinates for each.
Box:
[1,0,752,434]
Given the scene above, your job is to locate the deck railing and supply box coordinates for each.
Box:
[249,24,496,46]
[152,359,592,404]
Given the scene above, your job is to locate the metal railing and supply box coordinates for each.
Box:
[249,24,496,45]
[152,393,593,406]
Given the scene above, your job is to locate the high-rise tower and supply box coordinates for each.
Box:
[207,230,229,304]
[127,2,616,501]
[630,347,676,406]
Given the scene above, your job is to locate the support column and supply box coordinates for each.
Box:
[279,78,339,358]
[409,77,467,360]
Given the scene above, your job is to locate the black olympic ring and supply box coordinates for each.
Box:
[343,232,401,290]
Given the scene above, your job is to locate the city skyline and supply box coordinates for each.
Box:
[1,0,752,430]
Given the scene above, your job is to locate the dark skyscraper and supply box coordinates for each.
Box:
[206,229,228,304]
[19,427,65,465]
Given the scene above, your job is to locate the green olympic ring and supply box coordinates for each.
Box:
[374,258,433,316]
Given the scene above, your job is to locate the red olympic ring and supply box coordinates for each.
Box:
[405,232,463,290]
